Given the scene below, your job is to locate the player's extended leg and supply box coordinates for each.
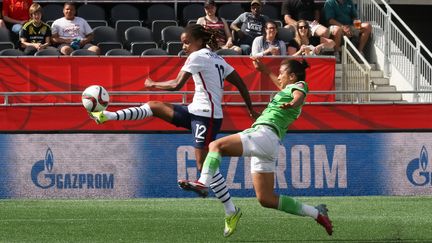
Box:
[252,172,333,235]
[89,101,174,124]
[178,134,244,237]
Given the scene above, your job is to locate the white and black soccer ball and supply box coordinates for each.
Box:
[81,85,110,112]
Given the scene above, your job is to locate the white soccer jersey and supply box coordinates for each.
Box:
[181,48,234,119]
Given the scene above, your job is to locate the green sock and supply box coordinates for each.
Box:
[198,151,221,186]
[278,195,304,216]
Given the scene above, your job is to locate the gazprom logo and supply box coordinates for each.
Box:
[406,146,431,186]
[31,148,114,189]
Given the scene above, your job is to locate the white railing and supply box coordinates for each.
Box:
[2,90,432,106]
[355,0,432,102]
[341,36,372,102]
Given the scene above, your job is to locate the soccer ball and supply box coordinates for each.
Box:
[81,85,109,112]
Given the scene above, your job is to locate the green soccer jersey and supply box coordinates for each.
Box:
[252,81,308,140]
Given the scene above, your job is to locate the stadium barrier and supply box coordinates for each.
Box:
[1,132,432,198]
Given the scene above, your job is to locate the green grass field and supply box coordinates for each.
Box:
[1,196,431,242]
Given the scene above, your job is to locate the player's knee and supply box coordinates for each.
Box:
[208,140,222,152]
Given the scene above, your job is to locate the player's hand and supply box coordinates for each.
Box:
[251,57,270,74]
[279,102,294,109]
[144,78,154,89]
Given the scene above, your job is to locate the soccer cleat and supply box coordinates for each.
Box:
[177,179,209,198]
[315,204,333,235]
[88,111,108,124]
[224,207,242,237]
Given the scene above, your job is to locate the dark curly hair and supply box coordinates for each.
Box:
[184,24,219,51]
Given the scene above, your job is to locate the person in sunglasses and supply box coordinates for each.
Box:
[287,19,335,56]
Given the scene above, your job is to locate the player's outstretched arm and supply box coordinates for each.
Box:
[280,90,305,109]
[225,70,259,119]
[251,57,283,90]
[145,71,192,91]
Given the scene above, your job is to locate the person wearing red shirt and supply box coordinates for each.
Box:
[2,0,32,33]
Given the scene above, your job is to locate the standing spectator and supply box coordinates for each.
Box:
[282,0,342,60]
[196,0,241,54]
[51,2,100,55]
[287,19,335,56]
[19,3,52,55]
[251,20,286,57]
[2,0,32,34]
[324,0,372,56]
[230,0,269,55]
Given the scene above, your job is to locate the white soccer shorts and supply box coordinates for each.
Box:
[239,125,281,173]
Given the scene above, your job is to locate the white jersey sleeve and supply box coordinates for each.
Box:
[181,48,235,119]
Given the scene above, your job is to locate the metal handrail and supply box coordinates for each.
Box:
[3,90,432,106]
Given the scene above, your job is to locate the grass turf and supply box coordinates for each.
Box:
[1,196,431,242]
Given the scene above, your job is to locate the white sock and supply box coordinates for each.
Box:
[301,204,319,219]
[103,103,153,121]
[209,169,236,216]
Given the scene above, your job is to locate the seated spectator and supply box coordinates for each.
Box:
[287,20,335,56]
[230,0,269,55]
[51,2,100,55]
[324,0,371,56]
[282,0,342,60]
[251,20,286,57]
[196,0,241,54]
[19,3,53,55]
[2,0,32,34]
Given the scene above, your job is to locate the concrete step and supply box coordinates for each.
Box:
[335,70,384,78]
[370,85,403,101]
[335,76,389,87]
[335,63,377,71]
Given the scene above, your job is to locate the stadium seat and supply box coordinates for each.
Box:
[41,4,63,23]
[87,20,108,29]
[0,28,15,51]
[77,4,106,21]
[70,49,98,56]
[277,27,295,43]
[0,49,25,56]
[161,26,184,45]
[34,48,61,56]
[141,48,168,56]
[215,48,240,56]
[146,4,176,26]
[125,26,157,55]
[92,26,123,55]
[217,3,244,22]
[166,42,183,55]
[182,4,205,26]
[152,20,178,45]
[116,20,141,44]
[105,48,132,56]
[262,4,280,21]
[110,4,140,27]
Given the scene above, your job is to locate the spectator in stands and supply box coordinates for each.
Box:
[19,3,53,55]
[2,0,32,34]
[230,0,269,55]
[282,0,342,60]
[287,19,335,56]
[324,0,372,56]
[51,2,100,55]
[197,0,241,54]
[251,20,286,57]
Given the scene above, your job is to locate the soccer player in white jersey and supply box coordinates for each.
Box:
[89,24,258,237]
[178,58,334,236]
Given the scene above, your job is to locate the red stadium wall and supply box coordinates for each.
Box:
[0,56,431,132]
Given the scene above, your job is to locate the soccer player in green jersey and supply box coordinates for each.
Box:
[179,57,333,236]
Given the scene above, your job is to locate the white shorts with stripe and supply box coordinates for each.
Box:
[239,125,281,173]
